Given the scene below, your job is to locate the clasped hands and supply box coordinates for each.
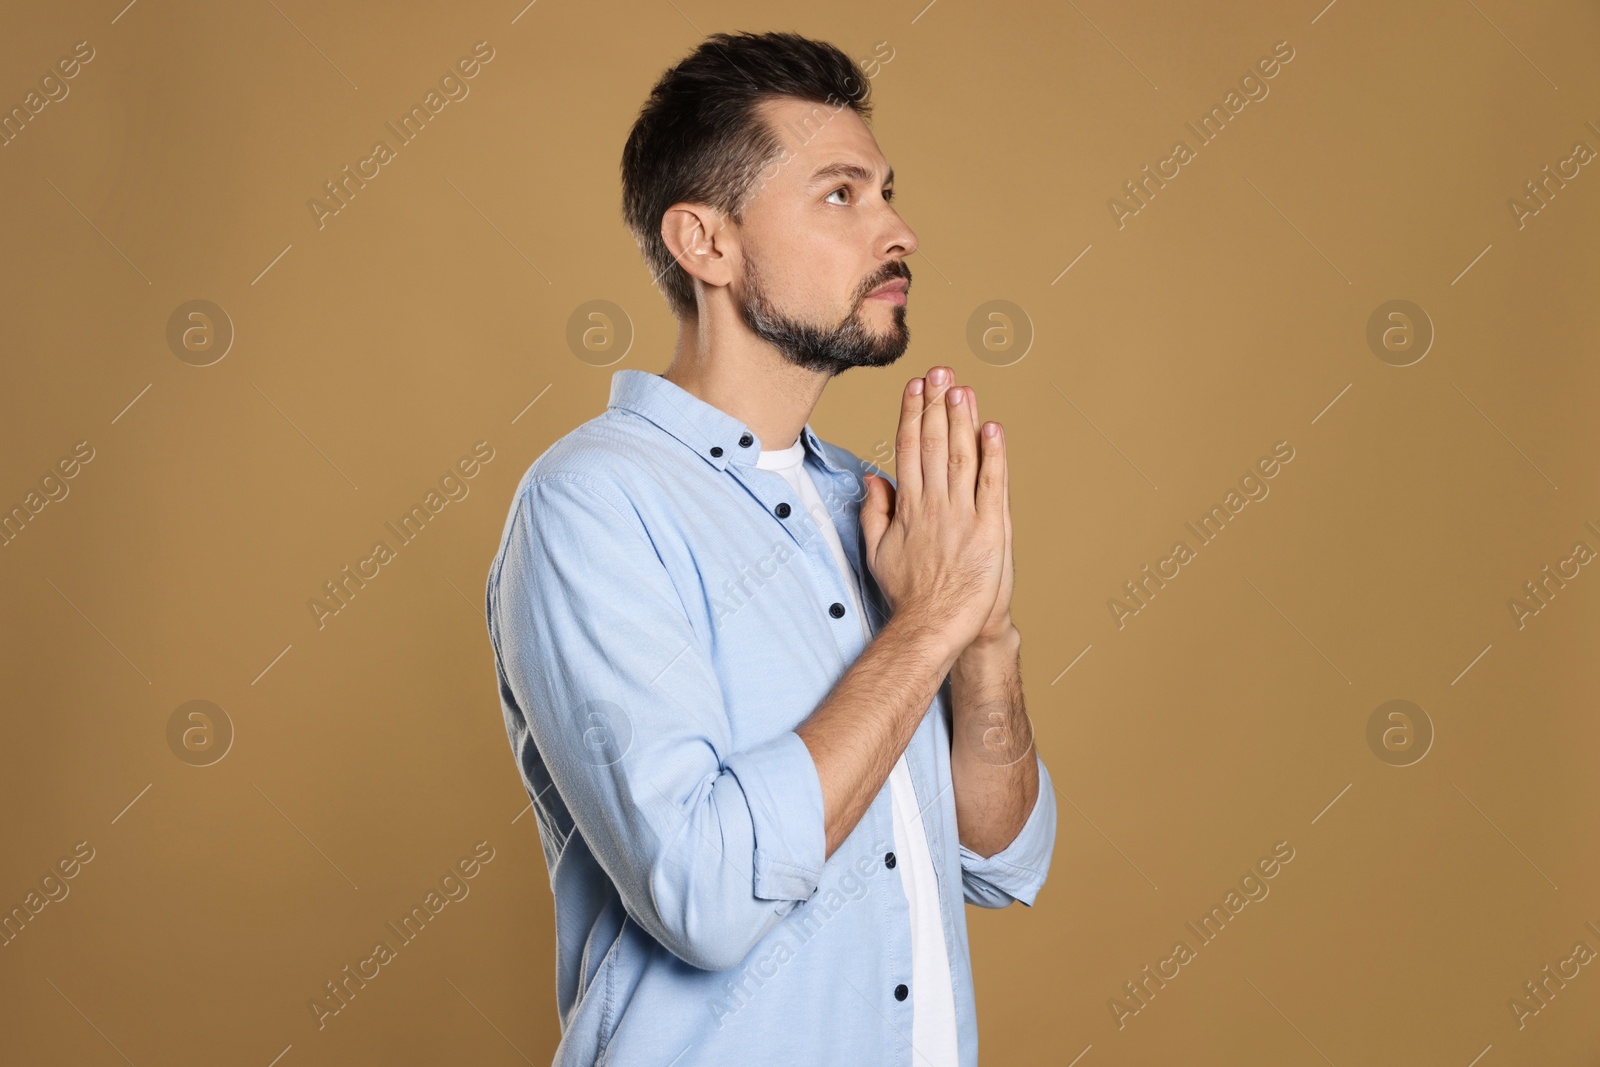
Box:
[861,365,1017,661]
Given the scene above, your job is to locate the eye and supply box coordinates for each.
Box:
[825,186,851,205]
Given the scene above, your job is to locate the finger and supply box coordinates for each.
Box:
[945,383,978,509]
[920,367,951,504]
[894,377,924,504]
[976,419,1006,533]
[968,385,982,458]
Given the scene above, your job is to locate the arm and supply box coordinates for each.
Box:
[489,473,829,972]
[949,626,1037,857]
[949,627,1057,908]
[797,615,963,860]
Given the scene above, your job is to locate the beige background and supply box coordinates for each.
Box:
[2,0,1598,1063]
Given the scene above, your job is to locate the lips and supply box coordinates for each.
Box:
[867,278,909,303]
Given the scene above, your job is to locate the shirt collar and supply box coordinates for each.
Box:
[607,368,848,476]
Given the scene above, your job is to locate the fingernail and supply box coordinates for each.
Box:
[984,422,998,437]
[908,378,924,395]
[948,387,962,405]
[929,367,948,385]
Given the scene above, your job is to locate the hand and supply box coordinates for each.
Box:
[860,366,1007,661]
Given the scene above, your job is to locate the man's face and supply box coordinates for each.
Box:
[730,95,919,376]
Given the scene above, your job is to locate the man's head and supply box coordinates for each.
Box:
[621,31,918,376]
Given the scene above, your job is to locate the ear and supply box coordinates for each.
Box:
[661,204,733,290]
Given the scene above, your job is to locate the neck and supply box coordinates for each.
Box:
[663,315,828,453]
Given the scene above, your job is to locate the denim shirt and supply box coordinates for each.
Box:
[484,368,1058,1066]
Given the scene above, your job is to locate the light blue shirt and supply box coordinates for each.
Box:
[485,367,1058,1066]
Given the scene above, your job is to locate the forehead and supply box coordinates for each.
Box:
[754,95,891,191]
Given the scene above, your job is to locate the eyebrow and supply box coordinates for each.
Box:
[806,162,894,188]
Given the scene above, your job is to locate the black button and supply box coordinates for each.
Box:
[738,433,753,447]
[884,852,896,869]
[894,984,908,1001]
[710,446,723,458]
[775,502,791,518]
[829,602,846,618]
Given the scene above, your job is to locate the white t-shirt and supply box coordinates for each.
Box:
[756,435,959,1066]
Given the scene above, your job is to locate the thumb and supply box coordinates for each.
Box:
[860,474,893,553]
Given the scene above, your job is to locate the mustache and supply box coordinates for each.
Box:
[860,262,911,300]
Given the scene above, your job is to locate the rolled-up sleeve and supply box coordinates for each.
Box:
[488,473,827,972]
[958,752,1057,908]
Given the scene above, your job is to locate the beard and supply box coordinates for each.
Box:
[735,254,911,376]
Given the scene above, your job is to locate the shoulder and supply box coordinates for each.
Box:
[492,408,665,548]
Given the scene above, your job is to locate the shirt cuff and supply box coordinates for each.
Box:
[723,730,827,902]
[958,752,1057,907]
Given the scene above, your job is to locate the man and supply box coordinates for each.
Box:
[485,30,1056,1066]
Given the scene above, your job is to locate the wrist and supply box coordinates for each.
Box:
[963,620,1021,659]
[883,611,967,675]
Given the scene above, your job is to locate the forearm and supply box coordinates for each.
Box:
[949,625,1038,858]
[796,616,960,860]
